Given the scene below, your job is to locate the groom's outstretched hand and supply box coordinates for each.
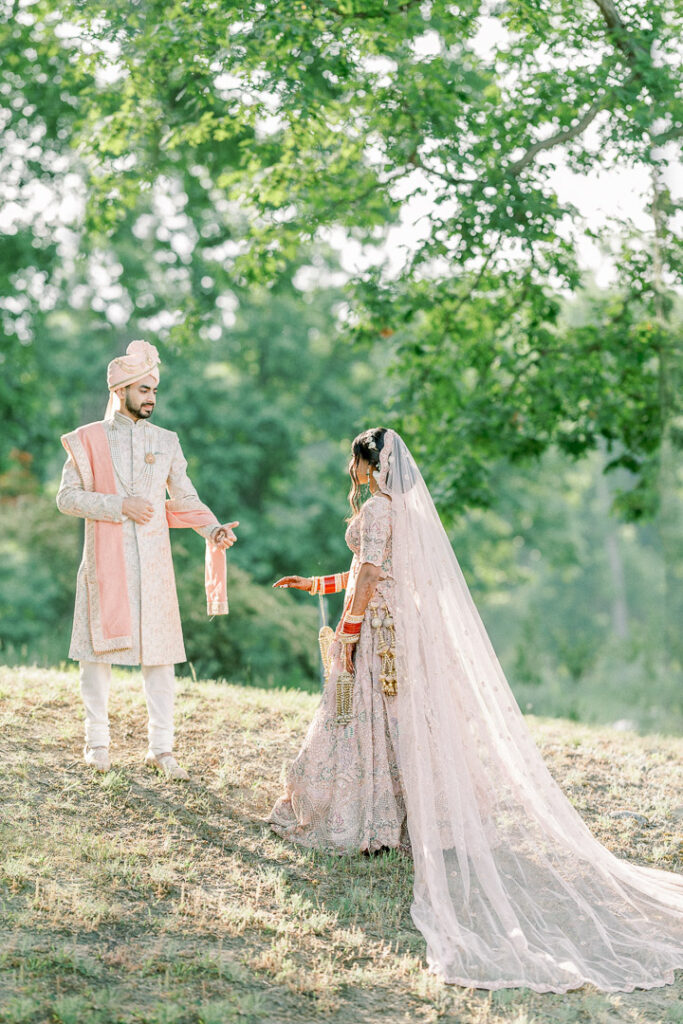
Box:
[273,575,313,591]
[212,521,239,549]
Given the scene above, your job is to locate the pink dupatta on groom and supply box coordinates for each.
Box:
[61,422,228,656]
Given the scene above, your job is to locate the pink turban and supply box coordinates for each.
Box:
[105,340,161,419]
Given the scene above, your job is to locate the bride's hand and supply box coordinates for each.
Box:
[344,644,356,674]
[273,575,312,591]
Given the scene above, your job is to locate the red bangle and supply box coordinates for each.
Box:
[339,614,363,643]
[310,573,349,595]
[323,574,339,594]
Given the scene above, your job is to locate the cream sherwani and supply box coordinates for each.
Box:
[57,412,222,756]
[57,412,218,666]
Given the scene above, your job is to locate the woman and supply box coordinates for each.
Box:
[270,427,683,993]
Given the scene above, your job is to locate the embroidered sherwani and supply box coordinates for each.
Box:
[57,413,218,666]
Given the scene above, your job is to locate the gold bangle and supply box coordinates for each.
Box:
[344,613,364,624]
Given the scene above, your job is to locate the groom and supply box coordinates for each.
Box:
[57,340,238,779]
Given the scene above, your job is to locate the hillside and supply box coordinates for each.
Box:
[0,666,681,1024]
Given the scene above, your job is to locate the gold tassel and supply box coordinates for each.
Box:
[370,602,397,696]
[336,671,354,724]
[318,625,335,683]
[319,626,355,724]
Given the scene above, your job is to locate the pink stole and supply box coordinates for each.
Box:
[61,422,227,655]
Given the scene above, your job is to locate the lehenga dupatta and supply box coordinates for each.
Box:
[381,430,683,992]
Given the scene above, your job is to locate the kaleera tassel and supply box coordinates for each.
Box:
[318,625,335,683]
[370,601,398,696]
[336,671,354,724]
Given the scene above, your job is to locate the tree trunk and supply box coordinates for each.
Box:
[595,455,629,641]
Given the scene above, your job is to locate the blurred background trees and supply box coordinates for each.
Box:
[1,0,681,730]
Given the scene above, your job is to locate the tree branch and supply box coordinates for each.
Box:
[414,237,501,389]
[651,124,683,146]
[591,0,650,64]
[506,1,657,179]
[324,0,421,19]
[507,95,608,176]
[591,2,683,154]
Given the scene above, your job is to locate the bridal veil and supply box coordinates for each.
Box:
[379,429,683,992]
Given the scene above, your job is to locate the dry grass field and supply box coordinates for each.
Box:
[0,666,681,1024]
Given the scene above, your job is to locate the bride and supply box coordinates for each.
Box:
[269,427,683,993]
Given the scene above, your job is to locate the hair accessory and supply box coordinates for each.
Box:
[376,429,395,495]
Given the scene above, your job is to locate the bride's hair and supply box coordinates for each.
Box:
[347,427,387,517]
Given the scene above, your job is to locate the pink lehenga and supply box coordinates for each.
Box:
[269,492,409,853]
[269,430,683,993]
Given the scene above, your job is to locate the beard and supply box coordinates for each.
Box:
[125,391,155,419]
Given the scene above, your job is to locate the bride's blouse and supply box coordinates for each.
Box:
[344,494,394,608]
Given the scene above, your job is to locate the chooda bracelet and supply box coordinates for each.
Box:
[338,612,364,644]
[310,572,349,595]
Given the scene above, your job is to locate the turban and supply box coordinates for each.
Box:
[105,340,161,419]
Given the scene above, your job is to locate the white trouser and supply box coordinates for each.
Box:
[79,662,175,755]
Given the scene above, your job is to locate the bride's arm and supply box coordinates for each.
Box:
[273,572,350,593]
[336,563,383,672]
[310,572,350,594]
[347,563,382,615]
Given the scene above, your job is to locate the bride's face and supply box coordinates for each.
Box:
[353,456,371,485]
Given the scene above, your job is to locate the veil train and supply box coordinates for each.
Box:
[380,429,683,992]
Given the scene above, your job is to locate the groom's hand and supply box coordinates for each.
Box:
[122,497,154,523]
[212,521,239,549]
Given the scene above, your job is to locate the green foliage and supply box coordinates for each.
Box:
[174,552,320,688]
[0,494,81,665]
[0,0,681,694]
[42,0,682,514]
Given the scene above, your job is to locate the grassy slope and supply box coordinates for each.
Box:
[0,666,681,1024]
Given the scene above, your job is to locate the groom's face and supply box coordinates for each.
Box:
[120,376,158,420]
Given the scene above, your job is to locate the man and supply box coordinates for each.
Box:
[57,339,238,779]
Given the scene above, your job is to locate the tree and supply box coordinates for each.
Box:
[60,0,682,653]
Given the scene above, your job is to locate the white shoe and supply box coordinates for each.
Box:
[145,751,189,781]
[84,745,111,772]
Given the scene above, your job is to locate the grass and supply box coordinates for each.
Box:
[0,665,681,1024]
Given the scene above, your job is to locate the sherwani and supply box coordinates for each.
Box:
[57,412,219,666]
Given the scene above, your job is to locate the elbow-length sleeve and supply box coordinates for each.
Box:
[56,455,125,522]
[359,496,392,567]
[166,436,219,541]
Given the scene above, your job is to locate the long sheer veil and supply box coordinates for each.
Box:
[380,429,683,992]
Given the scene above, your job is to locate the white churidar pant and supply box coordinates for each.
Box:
[79,662,175,755]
